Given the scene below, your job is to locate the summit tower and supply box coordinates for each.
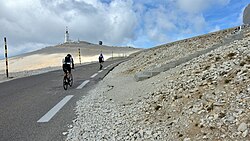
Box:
[64,26,69,43]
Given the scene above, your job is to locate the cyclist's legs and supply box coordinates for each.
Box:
[99,62,103,70]
[63,64,72,81]
[67,65,72,76]
[63,64,68,77]
[63,64,71,77]
[68,66,71,74]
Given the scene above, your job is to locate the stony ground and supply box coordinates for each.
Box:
[66,27,250,141]
[124,27,235,73]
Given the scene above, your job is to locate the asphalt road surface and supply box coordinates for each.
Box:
[0,59,127,141]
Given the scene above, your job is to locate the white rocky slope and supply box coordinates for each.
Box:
[66,28,250,140]
[125,27,235,73]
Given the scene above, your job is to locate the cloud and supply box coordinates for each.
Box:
[66,0,138,45]
[1,0,65,43]
[40,0,138,45]
[132,1,209,46]
[143,6,177,42]
[176,0,230,14]
[210,25,221,32]
[177,0,209,14]
[238,5,247,24]
[0,0,246,57]
[0,0,138,57]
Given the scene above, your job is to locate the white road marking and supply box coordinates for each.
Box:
[76,80,90,89]
[37,95,74,123]
[98,70,103,73]
[90,73,98,78]
[104,63,114,70]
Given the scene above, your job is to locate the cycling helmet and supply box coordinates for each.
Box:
[67,54,71,57]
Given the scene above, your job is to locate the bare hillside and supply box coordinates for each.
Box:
[67,26,250,140]
[0,41,141,83]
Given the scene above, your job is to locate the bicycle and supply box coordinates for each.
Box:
[63,70,73,90]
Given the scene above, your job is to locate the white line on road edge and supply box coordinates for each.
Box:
[98,70,103,73]
[76,80,90,89]
[90,73,98,78]
[37,95,74,123]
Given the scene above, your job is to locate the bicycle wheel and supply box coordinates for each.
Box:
[69,73,73,87]
[63,76,68,90]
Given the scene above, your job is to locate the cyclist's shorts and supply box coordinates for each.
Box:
[63,64,71,73]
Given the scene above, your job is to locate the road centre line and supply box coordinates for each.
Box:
[37,95,74,123]
[98,70,103,73]
[109,64,114,67]
[104,65,110,69]
[76,80,90,89]
[90,73,98,78]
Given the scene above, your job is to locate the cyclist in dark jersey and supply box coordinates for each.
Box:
[99,53,104,70]
[62,54,74,77]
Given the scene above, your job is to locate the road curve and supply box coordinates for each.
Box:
[0,59,127,141]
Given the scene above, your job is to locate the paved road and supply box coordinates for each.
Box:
[0,59,126,141]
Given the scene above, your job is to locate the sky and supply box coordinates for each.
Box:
[0,0,249,58]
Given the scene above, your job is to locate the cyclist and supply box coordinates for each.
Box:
[62,54,74,78]
[98,53,104,70]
